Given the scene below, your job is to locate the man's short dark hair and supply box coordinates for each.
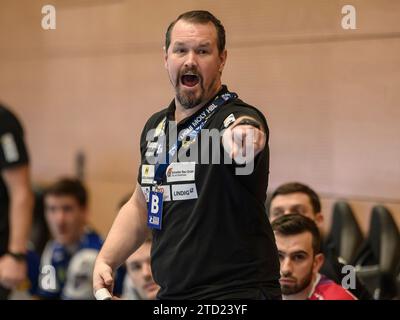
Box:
[271,182,321,214]
[272,214,322,255]
[45,178,88,207]
[165,10,226,54]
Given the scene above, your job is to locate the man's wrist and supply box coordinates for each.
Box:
[232,117,261,130]
[6,251,27,262]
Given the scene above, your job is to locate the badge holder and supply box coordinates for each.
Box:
[147,183,164,230]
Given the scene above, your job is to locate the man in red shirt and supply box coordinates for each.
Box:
[272,214,356,300]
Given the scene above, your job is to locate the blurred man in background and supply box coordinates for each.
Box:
[269,182,371,299]
[36,178,103,299]
[272,214,356,300]
[123,237,159,300]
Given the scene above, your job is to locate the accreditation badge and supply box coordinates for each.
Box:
[147,189,163,230]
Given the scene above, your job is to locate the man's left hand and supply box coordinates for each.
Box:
[222,116,266,164]
[0,254,27,289]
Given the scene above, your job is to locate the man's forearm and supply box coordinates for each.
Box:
[2,165,34,254]
[97,186,150,270]
[8,186,33,253]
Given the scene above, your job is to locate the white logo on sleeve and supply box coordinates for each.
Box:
[223,113,236,128]
[166,162,195,183]
[172,183,198,201]
[1,133,19,163]
[141,165,155,184]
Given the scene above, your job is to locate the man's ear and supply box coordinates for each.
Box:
[314,212,324,230]
[81,206,89,224]
[313,253,324,274]
[219,49,227,72]
[163,46,168,69]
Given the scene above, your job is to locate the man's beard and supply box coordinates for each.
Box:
[176,85,204,109]
[280,268,314,296]
[174,69,216,109]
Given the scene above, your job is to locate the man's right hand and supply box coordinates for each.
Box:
[92,182,149,299]
[93,259,114,298]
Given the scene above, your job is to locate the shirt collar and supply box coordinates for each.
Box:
[166,85,229,124]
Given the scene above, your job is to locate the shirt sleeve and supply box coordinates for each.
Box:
[217,102,269,136]
[137,113,166,185]
[0,111,29,170]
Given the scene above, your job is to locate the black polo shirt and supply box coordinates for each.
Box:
[137,86,280,299]
[0,105,30,254]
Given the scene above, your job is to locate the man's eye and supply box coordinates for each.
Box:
[272,211,282,218]
[61,205,74,213]
[198,49,208,54]
[175,48,186,54]
[293,255,306,261]
[130,263,142,271]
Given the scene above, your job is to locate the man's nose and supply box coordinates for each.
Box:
[283,209,293,215]
[280,257,293,276]
[184,51,198,68]
[142,262,152,279]
[52,209,67,223]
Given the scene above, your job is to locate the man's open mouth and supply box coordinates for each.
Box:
[181,74,200,87]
